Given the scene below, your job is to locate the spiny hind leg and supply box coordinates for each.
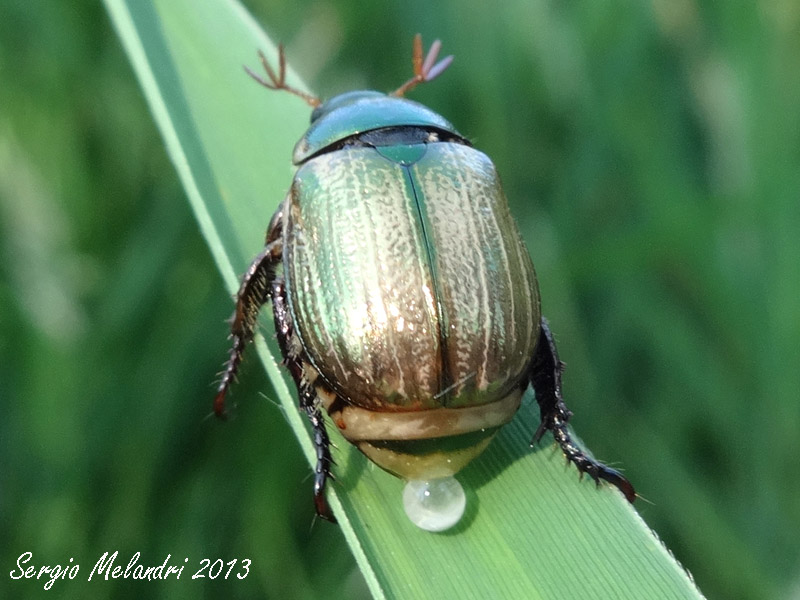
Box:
[214,208,284,417]
[529,318,636,502]
[271,276,336,522]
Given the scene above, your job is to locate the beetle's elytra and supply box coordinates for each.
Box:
[214,36,635,522]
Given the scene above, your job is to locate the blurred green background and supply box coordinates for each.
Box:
[2,1,798,599]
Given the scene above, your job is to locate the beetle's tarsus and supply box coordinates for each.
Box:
[392,34,454,97]
[301,393,336,522]
[530,318,636,503]
[214,333,248,418]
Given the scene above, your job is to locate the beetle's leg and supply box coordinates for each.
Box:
[530,318,636,503]
[271,276,337,523]
[214,213,284,418]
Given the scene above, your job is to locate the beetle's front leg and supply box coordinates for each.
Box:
[271,276,337,523]
[530,318,636,503]
[214,211,283,417]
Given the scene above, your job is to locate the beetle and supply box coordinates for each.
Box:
[214,35,635,521]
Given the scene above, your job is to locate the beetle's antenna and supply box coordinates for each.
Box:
[245,45,321,108]
[392,34,454,97]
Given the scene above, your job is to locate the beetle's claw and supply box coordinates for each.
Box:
[596,465,637,503]
[531,419,548,446]
[213,389,228,420]
[314,494,337,523]
[572,458,636,502]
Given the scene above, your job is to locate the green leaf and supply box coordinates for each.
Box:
[104,0,706,597]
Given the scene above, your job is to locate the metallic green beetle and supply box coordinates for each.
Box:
[214,36,635,521]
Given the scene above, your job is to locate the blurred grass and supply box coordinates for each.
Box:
[1,1,799,599]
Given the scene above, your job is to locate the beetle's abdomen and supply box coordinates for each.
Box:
[285,143,540,413]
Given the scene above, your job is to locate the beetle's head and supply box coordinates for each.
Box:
[246,35,457,164]
[293,92,460,164]
[310,91,385,124]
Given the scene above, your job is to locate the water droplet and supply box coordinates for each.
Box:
[402,477,466,532]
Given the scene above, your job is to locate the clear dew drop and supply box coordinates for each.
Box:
[402,477,466,532]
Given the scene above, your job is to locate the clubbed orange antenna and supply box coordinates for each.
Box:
[392,34,454,97]
[245,45,321,108]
